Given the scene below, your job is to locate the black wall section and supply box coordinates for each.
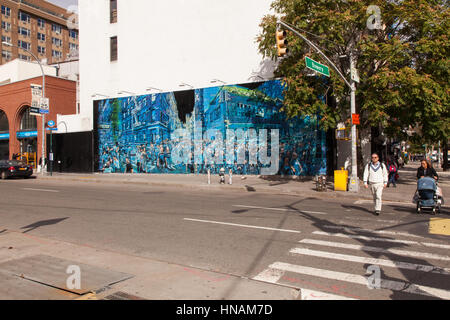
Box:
[47,131,93,173]
[173,90,195,124]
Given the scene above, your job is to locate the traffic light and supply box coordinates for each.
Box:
[276,30,288,57]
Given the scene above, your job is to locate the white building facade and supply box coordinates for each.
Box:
[69,0,276,133]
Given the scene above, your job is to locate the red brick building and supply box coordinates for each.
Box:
[0,75,76,166]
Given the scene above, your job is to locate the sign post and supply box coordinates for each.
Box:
[46,120,55,176]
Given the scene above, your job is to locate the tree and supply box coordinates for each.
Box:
[257,0,449,169]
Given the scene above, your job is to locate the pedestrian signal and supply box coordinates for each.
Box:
[276,30,288,57]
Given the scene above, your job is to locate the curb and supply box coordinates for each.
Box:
[36,175,417,205]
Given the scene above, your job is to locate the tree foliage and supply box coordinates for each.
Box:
[257,0,449,144]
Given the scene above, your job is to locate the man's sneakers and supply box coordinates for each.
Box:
[374,210,380,216]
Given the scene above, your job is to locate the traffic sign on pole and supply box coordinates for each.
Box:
[305,56,330,77]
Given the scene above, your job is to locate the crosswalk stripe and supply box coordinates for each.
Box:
[322,225,424,238]
[299,288,356,300]
[253,268,284,283]
[290,247,450,275]
[299,239,450,261]
[312,231,450,249]
[269,262,450,300]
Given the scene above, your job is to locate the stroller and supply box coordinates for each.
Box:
[415,177,442,214]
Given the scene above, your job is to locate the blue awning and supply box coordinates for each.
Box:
[0,133,9,140]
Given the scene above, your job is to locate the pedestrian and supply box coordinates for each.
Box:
[416,159,438,180]
[363,153,388,216]
[387,159,398,188]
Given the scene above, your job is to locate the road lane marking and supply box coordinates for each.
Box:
[268,262,450,300]
[312,231,450,249]
[299,288,356,300]
[299,239,450,261]
[354,200,415,207]
[22,188,59,193]
[290,247,450,275]
[233,205,327,215]
[252,268,356,300]
[321,225,424,239]
[183,218,301,233]
[253,268,285,283]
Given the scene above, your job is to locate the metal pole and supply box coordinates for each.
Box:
[50,129,53,176]
[348,51,359,192]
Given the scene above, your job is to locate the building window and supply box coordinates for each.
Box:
[20,108,37,131]
[2,22,11,31]
[2,50,11,61]
[37,32,46,41]
[52,50,62,59]
[18,11,31,23]
[110,0,117,23]
[52,24,62,34]
[18,54,31,61]
[110,36,118,61]
[52,37,62,47]
[18,40,31,51]
[70,30,78,39]
[1,5,10,17]
[37,18,45,28]
[69,43,78,51]
[1,36,11,44]
[38,46,46,55]
[18,27,31,37]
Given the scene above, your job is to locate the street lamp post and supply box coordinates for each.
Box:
[2,42,46,176]
[277,21,359,192]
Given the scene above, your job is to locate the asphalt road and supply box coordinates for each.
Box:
[0,177,449,300]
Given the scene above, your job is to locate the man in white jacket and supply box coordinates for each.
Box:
[363,153,388,215]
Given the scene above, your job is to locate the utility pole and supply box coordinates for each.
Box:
[277,20,359,192]
[348,51,359,192]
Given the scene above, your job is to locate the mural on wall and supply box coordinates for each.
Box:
[96,80,327,175]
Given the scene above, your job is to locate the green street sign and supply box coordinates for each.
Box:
[305,56,330,77]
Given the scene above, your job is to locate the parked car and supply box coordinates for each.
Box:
[0,160,33,179]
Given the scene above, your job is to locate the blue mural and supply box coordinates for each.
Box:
[96,80,327,175]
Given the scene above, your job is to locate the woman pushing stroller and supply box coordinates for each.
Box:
[417,159,438,181]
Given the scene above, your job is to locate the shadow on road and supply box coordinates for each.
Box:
[21,217,69,234]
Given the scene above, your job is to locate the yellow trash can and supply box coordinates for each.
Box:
[334,168,348,191]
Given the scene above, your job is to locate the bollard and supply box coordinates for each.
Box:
[207,169,211,185]
[229,169,233,185]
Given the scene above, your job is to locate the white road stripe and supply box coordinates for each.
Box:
[290,247,450,275]
[22,188,59,193]
[269,262,450,299]
[300,288,356,300]
[322,225,424,239]
[233,205,327,215]
[299,239,450,261]
[183,218,301,233]
[313,231,450,250]
[354,200,415,207]
[253,268,285,283]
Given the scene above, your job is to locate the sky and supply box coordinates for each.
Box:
[46,0,78,9]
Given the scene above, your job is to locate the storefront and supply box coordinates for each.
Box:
[0,75,76,166]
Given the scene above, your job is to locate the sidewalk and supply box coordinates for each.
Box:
[37,163,449,206]
[0,228,299,300]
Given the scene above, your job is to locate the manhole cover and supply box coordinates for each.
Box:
[0,255,133,295]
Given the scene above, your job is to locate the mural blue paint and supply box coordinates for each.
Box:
[96,80,327,175]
